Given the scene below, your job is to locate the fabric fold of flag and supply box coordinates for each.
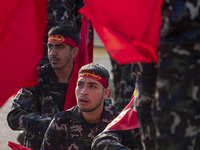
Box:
[79,0,163,64]
[63,16,90,110]
[104,90,138,131]
[0,0,47,108]
[8,141,31,150]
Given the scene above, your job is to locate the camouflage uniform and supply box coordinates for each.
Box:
[47,0,84,33]
[7,64,69,150]
[41,99,119,150]
[135,1,200,150]
[133,63,157,150]
[111,60,136,111]
[91,128,143,150]
[152,0,200,149]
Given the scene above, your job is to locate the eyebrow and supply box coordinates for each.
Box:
[78,80,99,85]
[47,43,65,46]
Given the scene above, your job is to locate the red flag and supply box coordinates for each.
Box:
[8,141,30,150]
[79,0,163,64]
[0,0,47,108]
[104,90,138,131]
[63,17,91,110]
[87,29,94,63]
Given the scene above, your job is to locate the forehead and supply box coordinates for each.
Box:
[47,41,63,45]
[47,42,69,48]
[77,77,101,85]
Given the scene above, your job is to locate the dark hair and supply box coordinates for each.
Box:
[48,24,80,45]
[79,63,110,81]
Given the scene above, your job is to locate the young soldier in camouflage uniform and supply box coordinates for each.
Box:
[41,63,120,150]
[7,24,80,150]
[39,0,83,65]
[41,0,92,65]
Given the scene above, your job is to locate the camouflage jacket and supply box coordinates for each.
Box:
[47,0,84,33]
[160,0,200,44]
[111,61,136,111]
[7,64,69,150]
[91,129,143,150]
[41,99,120,150]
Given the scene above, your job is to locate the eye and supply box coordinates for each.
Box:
[56,45,65,49]
[47,44,53,49]
[77,83,83,88]
[90,84,97,89]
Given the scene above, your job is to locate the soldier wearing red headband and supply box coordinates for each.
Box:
[41,63,120,150]
[7,24,80,150]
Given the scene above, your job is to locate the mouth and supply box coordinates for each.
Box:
[78,97,89,104]
[50,57,60,64]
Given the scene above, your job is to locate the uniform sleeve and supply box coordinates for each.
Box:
[92,131,131,150]
[41,118,61,150]
[92,129,143,150]
[7,87,51,134]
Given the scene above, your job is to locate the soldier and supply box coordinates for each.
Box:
[40,0,93,65]
[92,1,200,150]
[41,63,120,150]
[153,0,200,149]
[91,63,155,150]
[7,24,80,150]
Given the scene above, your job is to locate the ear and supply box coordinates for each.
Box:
[103,88,111,99]
[71,47,79,58]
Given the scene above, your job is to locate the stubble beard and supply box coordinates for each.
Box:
[80,95,104,113]
[52,54,72,71]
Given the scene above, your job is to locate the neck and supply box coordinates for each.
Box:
[82,105,104,124]
[54,62,73,83]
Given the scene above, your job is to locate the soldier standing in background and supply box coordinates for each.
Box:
[91,0,200,150]
[152,0,200,149]
[41,0,86,65]
[7,25,80,150]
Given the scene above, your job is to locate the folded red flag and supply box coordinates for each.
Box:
[8,141,31,150]
[0,0,47,108]
[79,0,163,64]
[63,16,90,110]
[104,90,138,131]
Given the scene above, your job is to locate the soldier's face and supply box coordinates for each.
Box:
[75,77,109,113]
[47,42,75,70]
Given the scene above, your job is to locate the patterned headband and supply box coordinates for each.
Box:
[78,72,109,88]
[48,34,78,47]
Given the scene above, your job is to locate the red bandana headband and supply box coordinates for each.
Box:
[48,34,78,47]
[78,72,109,88]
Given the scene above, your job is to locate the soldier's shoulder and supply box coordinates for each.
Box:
[104,99,121,116]
[54,106,79,122]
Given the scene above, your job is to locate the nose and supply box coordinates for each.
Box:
[49,47,57,56]
[80,86,88,96]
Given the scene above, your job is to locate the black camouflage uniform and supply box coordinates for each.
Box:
[152,0,200,149]
[136,1,200,149]
[111,62,136,111]
[7,64,69,150]
[41,99,119,150]
[92,128,143,150]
